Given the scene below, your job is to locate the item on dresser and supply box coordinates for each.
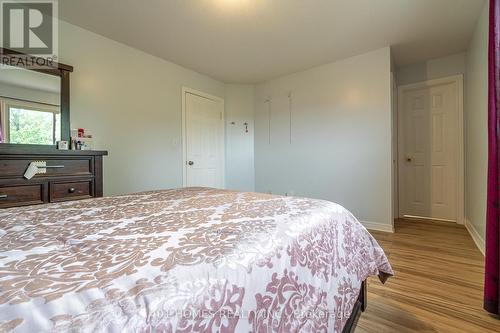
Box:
[0,147,108,208]
[79,136,94,151]
[70,128,94,151]
[57,141,69,150]
[71,137,77,150]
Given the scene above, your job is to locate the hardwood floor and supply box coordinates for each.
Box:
[357,218,499,333]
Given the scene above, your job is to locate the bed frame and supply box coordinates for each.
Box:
[342,280,367,333]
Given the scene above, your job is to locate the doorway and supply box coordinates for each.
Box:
[182,87,225,188]
[397,75,464,224]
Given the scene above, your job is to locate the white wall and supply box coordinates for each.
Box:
[59,21,225,196]
[390,52,398,220]
[0,83,59,106]
[397,53,466,86]
[225,84,255,191]
[465,3,489,252]
[255,47,393,231]
[391,71,398,220]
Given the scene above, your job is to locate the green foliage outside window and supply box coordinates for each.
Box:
[9,108,59,145]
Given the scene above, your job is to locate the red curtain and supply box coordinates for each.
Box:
[485,0,500,316]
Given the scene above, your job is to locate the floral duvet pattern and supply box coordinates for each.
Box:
[0,187,392,333]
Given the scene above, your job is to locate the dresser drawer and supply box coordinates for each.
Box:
[0,184,44,208]
[0,158,93,178]
[50,180,93,202]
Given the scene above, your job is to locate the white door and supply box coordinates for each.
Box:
[184,91,224,188]
[399,80,460,222]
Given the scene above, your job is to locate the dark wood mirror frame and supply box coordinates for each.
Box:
[0,47,74,150]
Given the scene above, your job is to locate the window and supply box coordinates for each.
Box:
[0,99,60,145]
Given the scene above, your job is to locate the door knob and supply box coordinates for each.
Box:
[406,157,413,162]
[188,161,194,166]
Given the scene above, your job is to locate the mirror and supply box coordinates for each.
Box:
[0,47,72,148]
[0,65,61,145]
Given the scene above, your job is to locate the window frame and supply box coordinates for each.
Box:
[0,98,61,145]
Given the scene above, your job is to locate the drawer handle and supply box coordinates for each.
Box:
[68,188,76,194]
[44,165,65,169]
[0,194,7,199]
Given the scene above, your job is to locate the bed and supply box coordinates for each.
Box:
[0,187,392,332]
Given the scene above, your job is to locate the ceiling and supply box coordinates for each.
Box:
[59,0,485,84]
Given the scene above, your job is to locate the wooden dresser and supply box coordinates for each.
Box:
[0,147,108,209]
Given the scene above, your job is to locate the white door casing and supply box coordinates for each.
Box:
[398,75,464,224]
[182,88,225,188]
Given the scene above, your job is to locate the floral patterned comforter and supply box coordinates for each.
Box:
[0,187,392,333]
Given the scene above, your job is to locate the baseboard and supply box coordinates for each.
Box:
[465,219,485,255]
[360,220,394,233]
